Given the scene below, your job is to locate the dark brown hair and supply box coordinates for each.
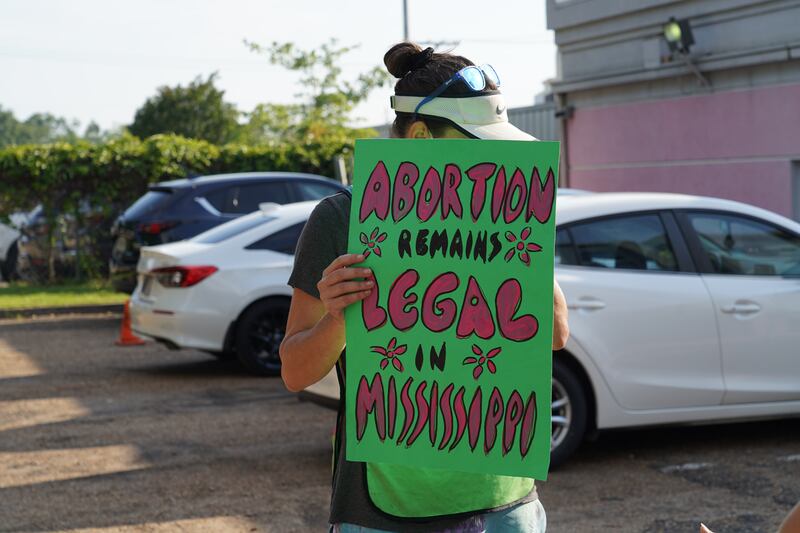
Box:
[383,42,497,137]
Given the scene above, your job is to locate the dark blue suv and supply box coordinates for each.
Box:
[110,172,346,292]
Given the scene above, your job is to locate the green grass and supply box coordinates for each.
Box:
[0,281,128,310]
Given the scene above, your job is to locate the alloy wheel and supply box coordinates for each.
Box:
[551,376,572,450]
[247,308,286,372]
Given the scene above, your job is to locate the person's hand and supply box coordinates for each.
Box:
[700,523,714,533]
[552,279,569,350]
[554,279,567,311]
[317,254,374,323]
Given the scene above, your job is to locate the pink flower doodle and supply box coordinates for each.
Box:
[359,227,387,258]
[371,337,407,372]
[462,344,502,380]
[504,227,542,266]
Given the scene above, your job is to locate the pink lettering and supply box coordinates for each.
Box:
[456,277,495,339]
[465,163,496,221]
[392,162,419,222]
[416,167,441,222]
[387,270,419,331]
[496,279,538,342]
[360,161,391,222]
[441,164,463,220]
[355,373,385,441]
[526,167,555,224]
[503,168,527,224]
[421,272,459,332]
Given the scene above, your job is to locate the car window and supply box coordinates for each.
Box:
[294,180,341,200]
[192,215,276,244]
[208,182,291,214]
[555,228,579,266]
[124,189,174,219]
[202,188,228,212]
[246,222,307,255]
[687,213,800,276]
[570,214,678,271]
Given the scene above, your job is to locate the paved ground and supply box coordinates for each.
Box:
[0,315,797,533]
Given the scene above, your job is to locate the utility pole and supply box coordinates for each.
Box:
[403,0,409,41]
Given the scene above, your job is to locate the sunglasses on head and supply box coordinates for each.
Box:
[414,64,501,114]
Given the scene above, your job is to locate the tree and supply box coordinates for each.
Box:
[82,121,104,143]
[129,73,240,145]
[0,105,81,147]
[240,39,391,147]
[0,106,20,146]
[23,113,80,144]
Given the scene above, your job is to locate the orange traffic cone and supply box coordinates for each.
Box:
[116,299,145,346]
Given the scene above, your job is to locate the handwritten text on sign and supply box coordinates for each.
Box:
[345,139,559,478]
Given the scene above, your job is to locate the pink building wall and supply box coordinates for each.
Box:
[566,83,800,217]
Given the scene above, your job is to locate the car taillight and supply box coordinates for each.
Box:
[139,221,178,235]
[151,266,217,288]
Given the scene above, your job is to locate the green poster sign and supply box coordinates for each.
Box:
[345,138,559,479]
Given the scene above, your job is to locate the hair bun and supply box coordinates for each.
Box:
[384,42,424,78]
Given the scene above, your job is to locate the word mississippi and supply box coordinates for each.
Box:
[355,373,538,458]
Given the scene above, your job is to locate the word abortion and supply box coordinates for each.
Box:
[359,161,555,225]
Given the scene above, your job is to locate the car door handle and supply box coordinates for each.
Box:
[720,301,761,315]
[568,298,606,311]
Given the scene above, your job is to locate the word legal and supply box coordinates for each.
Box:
[362,270,539,342]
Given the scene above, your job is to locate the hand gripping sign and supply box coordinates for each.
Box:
[345,138,559,479]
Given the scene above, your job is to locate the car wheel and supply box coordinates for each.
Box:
[550,358,588,468]
[1,241,18,281]
[235,298,289,376]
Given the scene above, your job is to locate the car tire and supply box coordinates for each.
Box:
[234,298,290,376]
[1,241,18,281]
[550,358,589,468]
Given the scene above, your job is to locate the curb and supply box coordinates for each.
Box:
[0,303,124,319]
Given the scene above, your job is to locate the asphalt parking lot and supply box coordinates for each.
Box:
[1,314,797,532]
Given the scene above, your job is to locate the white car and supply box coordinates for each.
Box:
[130,201,318,375]
[0,223,19,281]
[302,192,800,466]
[0,211,32,281]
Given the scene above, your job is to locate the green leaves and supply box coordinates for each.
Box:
[0,133,351,219]
[128,73,241,145]
[241,39,391,147]
[0,39,391,280]
[0,132,356,281]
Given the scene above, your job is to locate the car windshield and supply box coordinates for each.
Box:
[124,189,174,220]
[192,213,276,244]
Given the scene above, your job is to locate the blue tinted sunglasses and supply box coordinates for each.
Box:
[414,64,501,114]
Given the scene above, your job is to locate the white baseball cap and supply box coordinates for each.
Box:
[390,94,537,141]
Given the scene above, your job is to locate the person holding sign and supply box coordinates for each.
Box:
[281,42,569,533]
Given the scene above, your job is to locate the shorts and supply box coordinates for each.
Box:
[333,498,547,533]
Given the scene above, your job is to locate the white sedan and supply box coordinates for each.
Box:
[302,192,800,466]
[130,201,317,375]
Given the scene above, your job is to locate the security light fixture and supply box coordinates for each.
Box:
[662,16,709,87]
[663,17,695,54]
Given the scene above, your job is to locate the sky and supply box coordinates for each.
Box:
[0,0,557,131]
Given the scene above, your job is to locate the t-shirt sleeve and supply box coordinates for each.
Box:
[288,197,347,299]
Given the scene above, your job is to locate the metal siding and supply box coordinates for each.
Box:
[508,103,560,141]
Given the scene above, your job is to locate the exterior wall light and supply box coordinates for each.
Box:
[663,17,695,54]
[662,16,709,87]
